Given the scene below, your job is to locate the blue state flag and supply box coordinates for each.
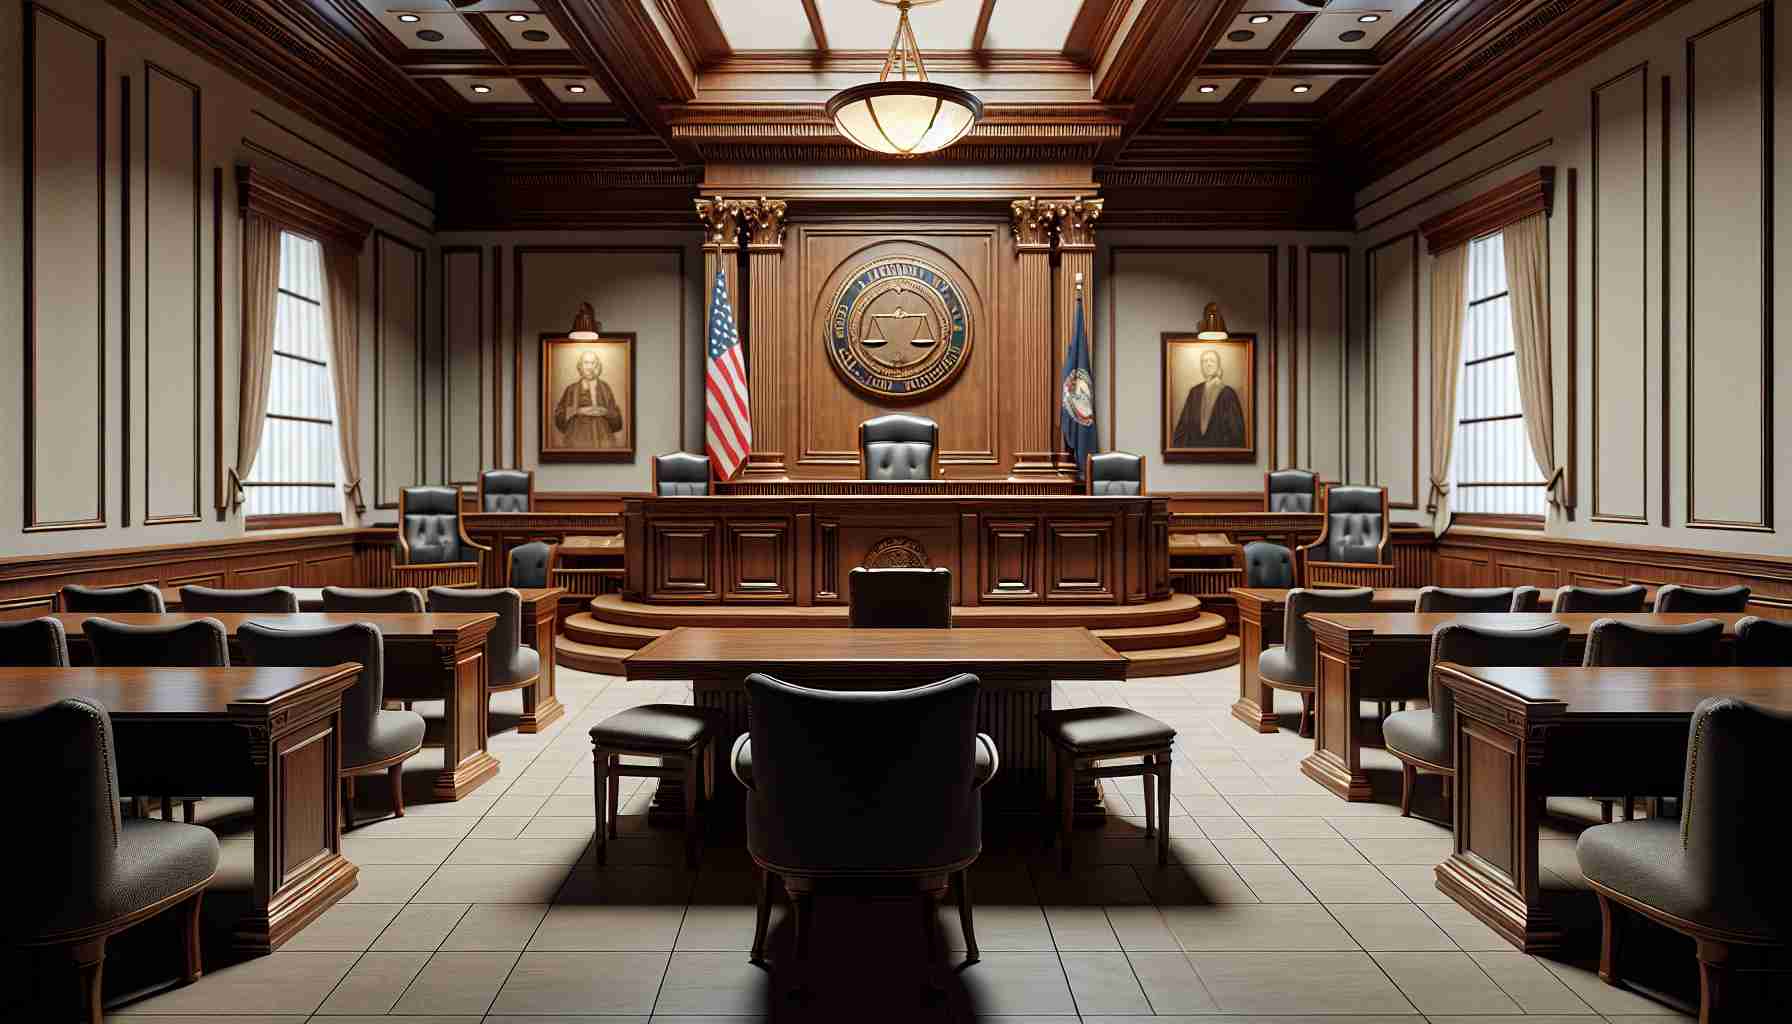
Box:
[1060,290,1098,477]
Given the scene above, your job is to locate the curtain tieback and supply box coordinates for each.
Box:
[226,467,247,508]
[1543,465,1565,505]
[343,478,365,509]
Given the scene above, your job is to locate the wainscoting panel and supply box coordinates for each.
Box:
[1303,247,1348,482]
[1366,232,1420,509]
[441,246,485,488]
[375,232,426,509]
[1589,62,1650,524]
[142,62,203,525]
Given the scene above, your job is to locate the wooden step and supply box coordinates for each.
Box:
[1094,612,1228,651]
[555,637,633,675]
[562,613,664,650]
[583,593,1206,631]
[1122,636,1241,678]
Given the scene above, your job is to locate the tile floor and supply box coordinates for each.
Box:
[90,665,1693,1023]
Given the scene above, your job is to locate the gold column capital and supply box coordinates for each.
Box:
[695,195,744,250]
[1010,196,1055,253]
[742,197,789,250]
[1051,195,1104,250]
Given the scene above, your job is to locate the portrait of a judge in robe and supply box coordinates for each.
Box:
[555,351,624,447]
[1163,334,1255,461]
[541,335,635,462]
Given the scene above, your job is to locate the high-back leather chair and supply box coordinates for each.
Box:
[1265,469,1320,512]
[1086,451,1145,495]
[1510,586,1544,612]
[0,617,70,666]
[1653,584,1751,613]
[4,697,218,1024]
[507,541,558,589]
[1241,541,1296,589]
[85,618,230,668]
[732,671,995,967]
[1551,584,1648,613]
[1256,587,1375,737]
[178,585,300,614]
[1583,618,1726,667]
[427,587,541,696]
[395,486,488,587]
[1735,616,1792,666]
[478,469,533,512]
[58,584,166,613]
[1298,485,1393,586]
[320,586,424,613]
[847,566,952,628]
[1416,586,1518,613]
[858,414,939,481]
[653,452,713,496]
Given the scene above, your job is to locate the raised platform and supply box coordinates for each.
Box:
[556,593,1239,679]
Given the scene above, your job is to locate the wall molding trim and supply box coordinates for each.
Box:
[144,62,206,526]
[1417,165,1556,254]
[237,164,374,252]
[1588,63,1648,526]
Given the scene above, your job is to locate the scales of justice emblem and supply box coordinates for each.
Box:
[826,256,973,399]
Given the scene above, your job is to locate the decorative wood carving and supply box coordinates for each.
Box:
[742,197,788,249]
[742,197,789,477]
[1418,166,1555,254]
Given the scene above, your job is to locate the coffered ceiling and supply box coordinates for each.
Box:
[108,0,1693,228]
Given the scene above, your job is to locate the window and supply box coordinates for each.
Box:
[1452,232,1547,522]
[245,231,341,526]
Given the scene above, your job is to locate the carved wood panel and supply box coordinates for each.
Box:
[1046,519,1114,603]
[650,521,719,600]
[980,518,1041,603]
[725,519,794,603]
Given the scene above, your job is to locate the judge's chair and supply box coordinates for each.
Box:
[653,452,713,495]
[478,469,533,512]
[1298,484,1395,588]
[1086,451,1145,495]
[394,486,488,588]
[1265,469,1320,512]
[848,566,952,627]
[858,414,939,480]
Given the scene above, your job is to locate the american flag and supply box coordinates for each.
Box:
[703,268,752,479]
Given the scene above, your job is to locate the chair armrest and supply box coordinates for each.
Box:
[1306,559,1392,571]
[730,733,753,790]
[973,732,999,789]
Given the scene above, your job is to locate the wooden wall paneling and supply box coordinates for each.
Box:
[723,518,795,602]
[121,72,131,529]
[1685,4,1774,532]
[1045,518,1116,603]
[1365,232,1420,509]
[1564,166,1578,518]
[1659,77,1670,528]
[374,232,426,508]
[441,246,486,488]
[980,517,1041,602]
[1305,246,1349,482]
[743,199,788,476]
[491,245,504,467]
[1589,62,1650,524]
[1010,199,1056,474]
[212,167,227,520]
[143,63,204,525]
[24,5,107,532]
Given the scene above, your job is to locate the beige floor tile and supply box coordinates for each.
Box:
[339,864,434,903]
[676,903,781,950]
[1193,816,1257,839]
[1376,864,1456,903]
[1030,865,1150,905]
[937,902,1053,950]
[521,815,603,838]
[527,902,686,950]
[104,1017,309,1023]
[958,952,1078,1015]
[1326,815,1453,839]
[1265,837,1369,865]
[1418,901,1519,951]
[1372,950,1521,1013]
[651,951,772,1014]
[1470,950,1596,1013]
[1161,904,1357,951]
[1124,951,1218,1013]
[339,835,460,866]
[413,862,572,903]
[1137,863,1261,905]
[1061,951,1152,1014]
[389,950,521,1015]
[466,816,531,839]
[370,902,470,952]
[1187,951,1415,1014]
[114,951,359,1015]
[315,951,430,1014]
[1350,836,1454,864]
[1212,837,1280,864]
[1104,905,1180,950]
[439,903,550,951]
[344,815,478,839]
[1166,836,1226,864]
[1327,902,1457,951]
[538,793,596,817]
[1232,863,1318,903]
[1288,863,1409,903]
[446,835,594,865]
[1537,957,1691,1015]
[1041,905,1119,949]
[1246,816,1343,838]
[278,902,402,951]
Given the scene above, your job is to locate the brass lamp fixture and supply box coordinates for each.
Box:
[825,0,983,157]
[568,302,601,341]
[1196,303,1229,340]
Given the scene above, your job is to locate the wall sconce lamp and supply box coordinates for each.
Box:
[1196,302,1229,340]
[569,302,602,340]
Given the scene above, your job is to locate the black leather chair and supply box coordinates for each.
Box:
[1383,622,1571,820]
[1257,587,1375,737]
[320,586,424,613]
[1265,469,1320,512]
[58,584,166,613]
[427,587,541,717]
[85,618,230,669]
[1416,586,1518,613]
[1578,697,1791,1022]
[1654,584,1752,613]
[1242,541,1297,588]
[178,585,300,613]
[1298,485,1394,587]
[1086,451,1145,495]
[653,452,713,496]
[1585,618,1726,668]
[1552,584,1648,613]
[848,566,952,628]
[238,621,425,826]
[507,541,558,589]
[732,672,995,969]
[478,469,533,512]
[1735,616,1792,666]
[395,485,489,588]
[1510,585,1545,612]
[1038,707,1175,868]
[858,414,939,481]
[3,697,218,1024]
[0,616,70,666]
[591,705,719,868]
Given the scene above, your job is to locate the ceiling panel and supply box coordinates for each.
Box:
[362,1,540,11]
[982,0,1083,50]
[1180,78,1242,103]
[375,9,485,49]
[1213,11,1286,52]
[711,0,821,50]
[1252,76,1338,103]
[540,77,610,103]
[438,77,535,104]
[816,0,978,51]
[1295,9,1398,51]
[484,10,568,50]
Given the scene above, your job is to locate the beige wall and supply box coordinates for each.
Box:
[1353,0,1792,553]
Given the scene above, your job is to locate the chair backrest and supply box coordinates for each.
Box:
[1320,485,1386,563]
[744,671,982,874]
[1653,584,1751,613]
[1266,469,1319,512]
[1242,541,1296,589]
[399,486,470,564]
[479,469,533,512]
[179,585,300,614]
[85,618,230,667]
[1416,586,1517,613]
[858,414,938,481]
[1583,618,1726,667]
[653,452,713,496]
[848,567,952,627]
[1734,616,1792,666]
[1283,587,1375,680]
[1087,451,1144,496]
[0,617,70,667]
[1510,585,1543,613]
[59,584,166,613]
[320,586,424,613]
[1678,697,1792,929]
[507,542,557,589]
[237,621,384,761]
[1551,584,1647,613]
[6,697,121,937]
[427,587,524,680]
[1428,621,1572,732]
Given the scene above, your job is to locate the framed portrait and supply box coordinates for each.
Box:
[539,332,636,463]
[1161,331,1256,463]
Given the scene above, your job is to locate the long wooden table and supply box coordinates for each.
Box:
[0,664,362,953]
[624,626,1128,812]
[1434,663,1792,952]
[1297,612,1749,802]
[54,612,501,799]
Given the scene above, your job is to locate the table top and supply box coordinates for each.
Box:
[54,611,497,639]
[1303,611,1748,639]
[626,626,1127,680]
[1436,664,1792,716]
[0,664,362,719]
[158,587,563,610]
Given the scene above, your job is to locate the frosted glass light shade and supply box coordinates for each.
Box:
[826,81,982,157]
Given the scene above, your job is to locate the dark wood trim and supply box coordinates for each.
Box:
[213,167,226,521]
[239,138,432,237]
[1564,166,1578,518]
[800,0,830,52]
[1288,245,1298,469]
[144,63,206,527]
[1418,166,1555,255]
[247,111,434,221]
[1451,512,1544,531]
[237,165,374,252]
[971,0,996,51]
[1358,138,1555,237]
[440,246,486,487]
[1364,232,1421,509]
[492,245,505,468]
[1355,111,1548,215]
[246,512,344,531]
[1589,65,1647,526]
[121,72,132,530]
[1660,74,1671,528]
[372,232,427,510]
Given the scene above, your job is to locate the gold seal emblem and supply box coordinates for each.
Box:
[826,257,972,399]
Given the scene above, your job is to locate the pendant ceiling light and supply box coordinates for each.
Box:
[826,0,983,157]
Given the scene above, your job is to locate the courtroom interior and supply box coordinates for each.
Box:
[4,0,1791,1021]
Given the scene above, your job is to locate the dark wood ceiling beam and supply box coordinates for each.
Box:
[972,0,996,51]
[659,0,732,66]
[532,0,694,162]
[1197,62,1380,78]
[801,0,830,53]
[1065,0,1127,65]
[1095,0,1248,161]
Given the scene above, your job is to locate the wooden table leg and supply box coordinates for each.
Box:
[1230,602,1280,733]
[517,596,565,734]
[430,630,501,800]
[1300,633,1375,801]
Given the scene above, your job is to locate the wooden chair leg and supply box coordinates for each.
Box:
[1155,754,1172,867]
[683,753,701,868]
[955,869,979,963]
[179,892,205,984]
[69,936,106,1024]
[341,776,357,830]
[1440,771,1454,823]
[1141,755,1156,839]
[1696,939,1734,1024]
[750,868,775,965]
[1596,893,1622,985]
[606,755,621,840]
[388,762,406,818]
[181,800,197,824]
[1600,799,1614,823]
[130,797,146,819]
[1399,762,1417,817]
[1058,753,1076,871]
[787,880,814,964]
[1622,796,1635,821]
[593,747,609,866]
[1298,693,1314,738]
[704,738,716,800]
[161,796,175,822]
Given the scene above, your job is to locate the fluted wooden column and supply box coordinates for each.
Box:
[1010,197,1059,476]
[695,196,743,456]
[741,198,789,477]
[1052,196,1103,471]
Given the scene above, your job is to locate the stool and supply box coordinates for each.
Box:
[590,705,718,868]
[1038,707,1176,869]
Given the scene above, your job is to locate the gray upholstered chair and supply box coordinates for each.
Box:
[1510,585,1545,612]
[848,566,952,628]
[1265,468,1320,512]
[1242,541,1297,588]
[1383,622,1571,819]
[507,541,558,589]
[178,585,300,614]
[858,413,939,481]
[1653,584,1751,613]
[320,586,424,613]
[1298,485,1394,587]
[58,584,166,613]
[1552,584,1648,613]
[85,618,230,669]
[591,705,719,868]
[3,697,218,1024]
[732,672,994,970]
[1735,616,1792,666]
[238,621,425,826]
[427,587,541,711]
[1416,586,1518,613]
[1086,451,1145,495]
[394,485,489,588]
[478,469,533,512]
[652,452,713,496]
[1578,697,1791,1021]
[1583,618,1726,669]
[1039,707,1174,869]
[1257,587,1375,737]
[0,616,70,666]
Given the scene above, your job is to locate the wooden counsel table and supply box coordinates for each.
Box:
[1434,663,1792,952]
[624,626,1127,811]
[55,612,501,799]
[1297,612,1749,802]
[0,664,362,953]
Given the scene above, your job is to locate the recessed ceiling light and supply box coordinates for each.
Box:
[521,29,550,41]
[1358,14,1382,23]
[397,13,420,23]
[1248,14,1272,24]
[470,83,493,94]
[1338,30,1366,42]
[1291,83,1312,94]
[1197,84,1219,94]
[1227,29,1256,42]
[416,29,444,42]
[566,84,587,94]
[506,14,530,23]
